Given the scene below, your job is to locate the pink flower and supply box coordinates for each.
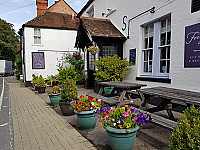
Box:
[77,53,80,55]
[122,112,129,118]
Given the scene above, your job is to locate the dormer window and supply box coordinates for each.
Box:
[34,28,41,44]
[87,6,94,18]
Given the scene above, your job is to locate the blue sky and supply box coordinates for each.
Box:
[0,0,88,33]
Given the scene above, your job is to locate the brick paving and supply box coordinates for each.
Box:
[10,83,96,150]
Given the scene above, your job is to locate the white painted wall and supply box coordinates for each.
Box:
[24,27,78,81]
[81,0,200,91]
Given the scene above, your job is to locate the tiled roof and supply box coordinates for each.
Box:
[23,12,79,30]
[81,17,125,38]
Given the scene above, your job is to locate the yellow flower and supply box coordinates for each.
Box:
[127,123,131,128]
[128,110,131,113]
[122,107,125,110]
[125,105,128,107]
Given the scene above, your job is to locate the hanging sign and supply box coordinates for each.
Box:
[32,52,45,69]
[184,23,200,68]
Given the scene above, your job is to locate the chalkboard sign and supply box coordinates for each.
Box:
[129,49,136,65]
[32,52,45,69]
[184,23,200,68]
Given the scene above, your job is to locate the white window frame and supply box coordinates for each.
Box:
[33,28,42,45]
[141,17,171,78]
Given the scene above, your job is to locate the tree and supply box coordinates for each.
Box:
[0,18,19,62]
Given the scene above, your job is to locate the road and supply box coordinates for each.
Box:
[0,77,14,150]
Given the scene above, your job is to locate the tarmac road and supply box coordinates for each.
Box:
[0,77,14,150]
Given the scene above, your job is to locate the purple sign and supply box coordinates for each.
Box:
[184,23,200,68]
[32,52,45,69]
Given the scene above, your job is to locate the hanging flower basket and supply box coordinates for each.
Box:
[88,46,100,55]
[90,51,97,55]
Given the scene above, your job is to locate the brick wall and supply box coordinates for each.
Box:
[36,0,48,16]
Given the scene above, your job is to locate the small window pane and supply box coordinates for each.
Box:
[149,37,153,48]
[160,60,167,73]
[167,32,171,45]
[144,27,148,37]
[34,29,40,36]
[149,49,153,60]
[149,61,152,72]
[160,48,166,59]
[144,51,148,61]
[144,62,148,72]
[167,60,170,73]
[149,24,154,36]
[144,38,148,49]
[161,20,166,33]
[167,47,170,59]
[160,33,166,45]
[167,18,171,31]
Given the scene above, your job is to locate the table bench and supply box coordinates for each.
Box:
[137,87,200,121]
[87,93,119,106]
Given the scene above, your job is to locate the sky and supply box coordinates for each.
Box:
[0,0,88,33]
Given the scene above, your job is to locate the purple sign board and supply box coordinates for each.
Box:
[32,52,45,69]
[184,23,200,68]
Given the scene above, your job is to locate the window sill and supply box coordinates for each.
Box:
[136,77,171,83]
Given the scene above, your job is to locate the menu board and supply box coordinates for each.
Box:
[32,52,45,69]
[129,49,136,65]
[184,23,200,68]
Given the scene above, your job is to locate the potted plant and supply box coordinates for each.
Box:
[70,95,102,131]
[169,105,200,150]
[31,74,38,91]
[93,55,131,94]
[59,78,78,116]
[94,106,151,150]
[88,46,100,55]
[36,75,46,93]
[46,86,61,106]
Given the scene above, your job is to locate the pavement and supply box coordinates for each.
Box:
[6,76,173,150]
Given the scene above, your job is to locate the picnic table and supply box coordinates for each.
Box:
[97,81,146,107]
[137,86,200,121]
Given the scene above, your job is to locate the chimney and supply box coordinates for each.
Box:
[36,0,48,16]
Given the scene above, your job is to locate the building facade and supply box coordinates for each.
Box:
[19,0,79,86]
[78,0,200,91]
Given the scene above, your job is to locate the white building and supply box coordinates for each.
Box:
[76,0,200,91]
[19,0,79,86]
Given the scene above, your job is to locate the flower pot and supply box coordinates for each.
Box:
[104,126,139,150]
[48,94,61,106]
[59,100,74,116]
[37,87,46,93]
[35,86,38,91]
[75,110,97,131]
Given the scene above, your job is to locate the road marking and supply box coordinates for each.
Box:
[0,78,5,112]
[0,123,8,127]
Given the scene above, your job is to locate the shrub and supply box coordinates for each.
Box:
[169,105,200,150]
[36,75,46,87]
[60,78,78,102]
[94,55,131,82]
[57,65,78,84]
[31,74,38,87]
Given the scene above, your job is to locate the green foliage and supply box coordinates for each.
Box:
[15,54,22,79]
[47,86,60,94]
[60,78,78,102]
[31,74,38,87]
[0,18,19,62]
[169,105,200,150]
[36,75,46,87]
[94,55,131,82]
[57,65,78,84]
[46,75,57,86]
[88,46,100,52]
[65,52,84,84]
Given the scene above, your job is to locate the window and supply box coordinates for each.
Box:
[142,17,171,78]
[191,0,200,13]
[34,28,41,44]
[102,45,117,57]
[87,6,94,18]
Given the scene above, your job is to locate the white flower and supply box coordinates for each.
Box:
[113,123,116,126]
[91,102,94,106]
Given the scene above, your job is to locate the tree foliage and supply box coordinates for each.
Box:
[0,18,19,62]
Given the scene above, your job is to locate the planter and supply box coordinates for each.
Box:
[104,87,114,95]
[35,86,38,91]
[37,87,46,93]
[104,126,139,150]
[48,94,61,106]
[75,110,97,131]
[59,100,74,116]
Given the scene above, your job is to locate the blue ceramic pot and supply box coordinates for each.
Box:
[75,110,97,131]
[104,126,139,150]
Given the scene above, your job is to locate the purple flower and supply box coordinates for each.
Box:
[130,108,135,113]
[135,118,139,123]
[105,107,110,112]
[120,119,124,125]
[100,108,104,113]
[144,119,149,124]
[139,119,143,124]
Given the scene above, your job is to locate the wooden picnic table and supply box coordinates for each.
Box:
[97,81,146,107]
[137,87,200,121]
